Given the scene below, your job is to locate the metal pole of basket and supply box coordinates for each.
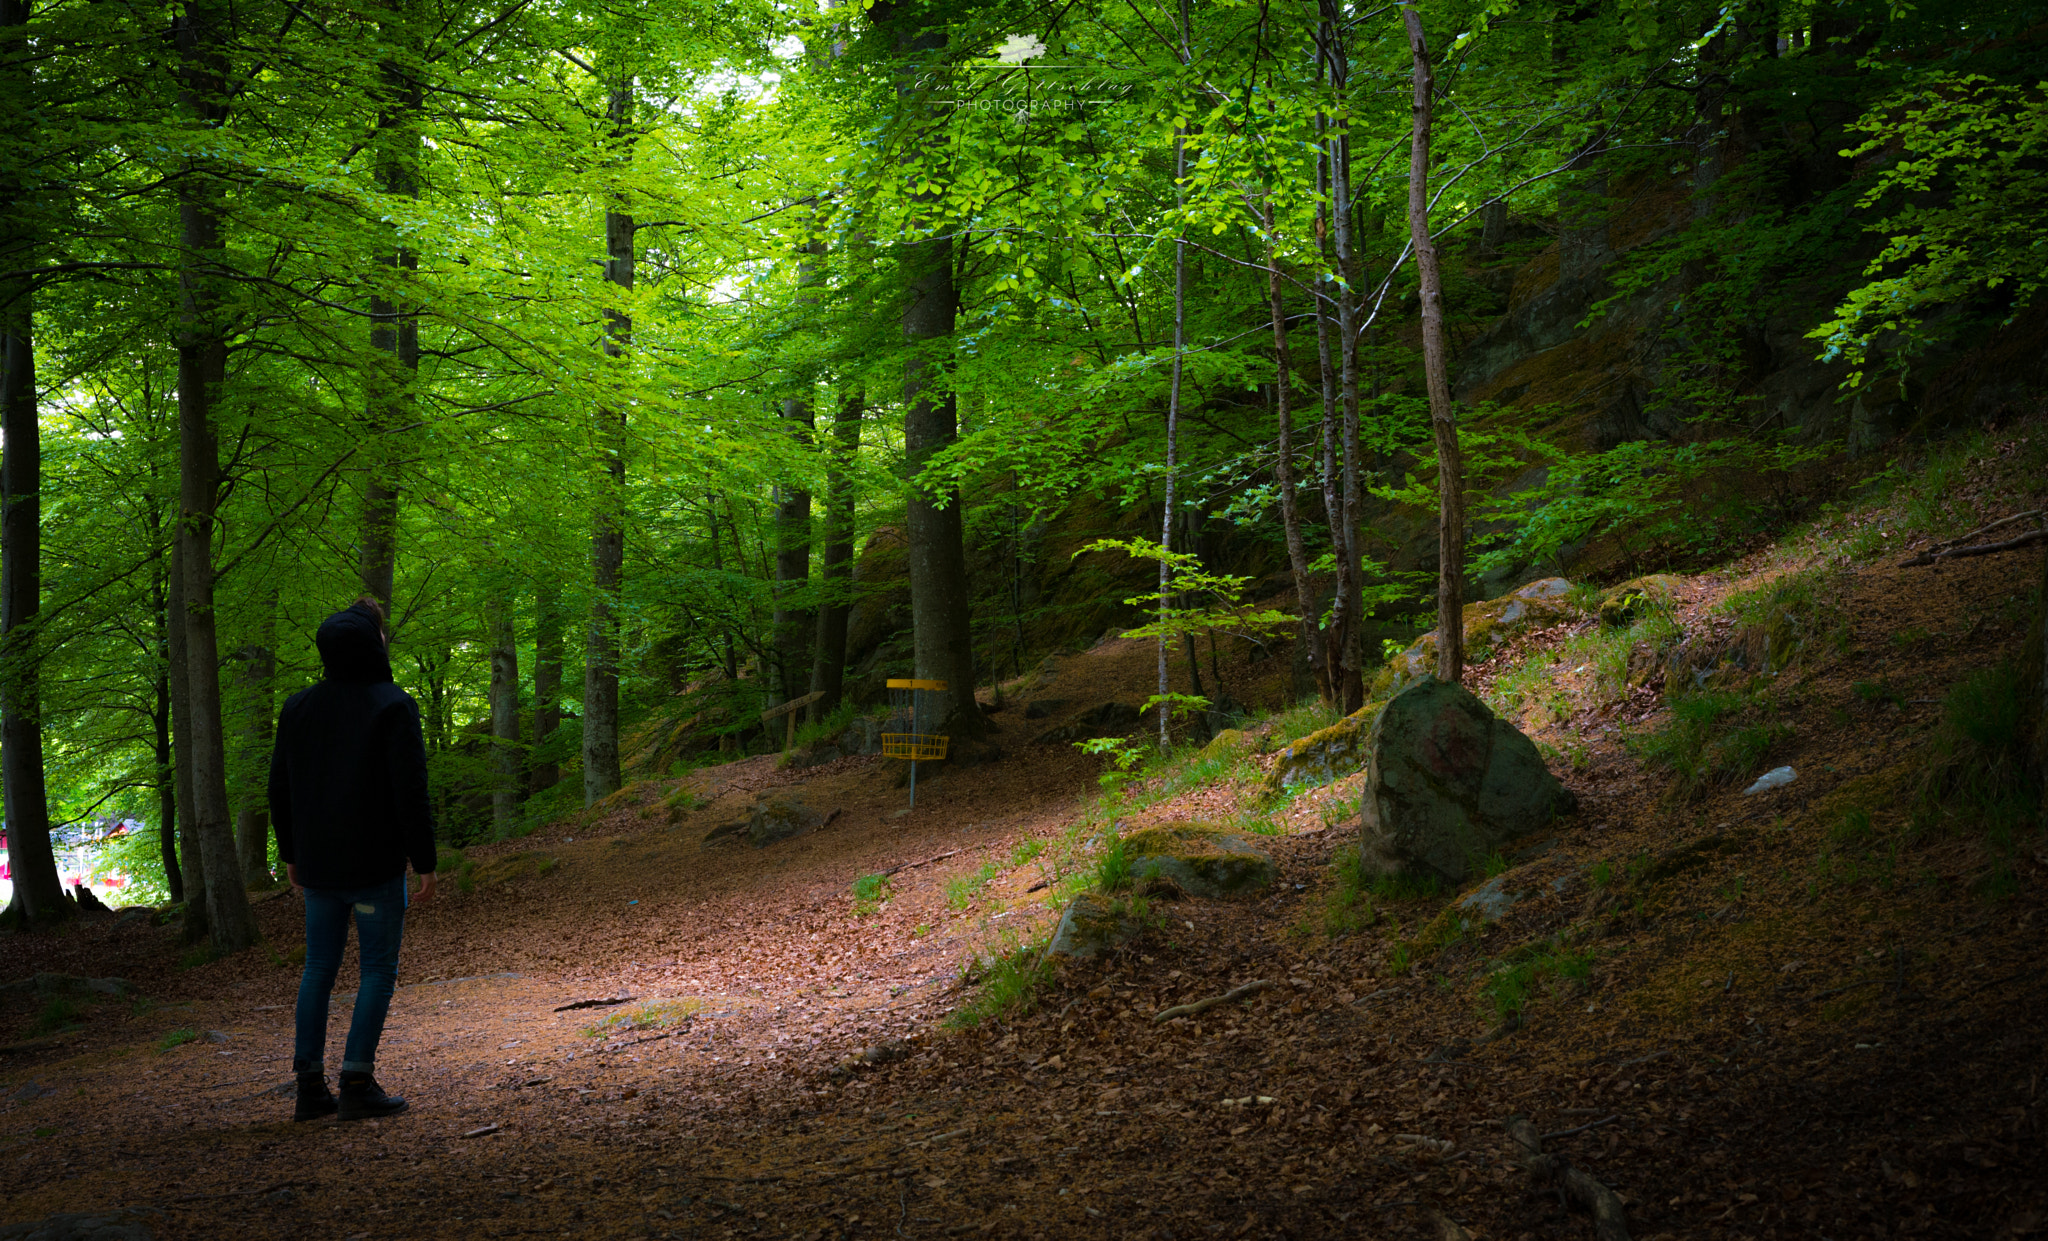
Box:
[883,678,949,812]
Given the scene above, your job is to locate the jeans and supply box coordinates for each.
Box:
[294,872,407,1074]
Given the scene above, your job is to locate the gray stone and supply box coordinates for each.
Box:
[744,794,825,848]
[0,1210,161,1241]
[1124,824,1277,898]
[1358,680,1572,886]
[1043,892,1143,961]
[1022,698,1070,721]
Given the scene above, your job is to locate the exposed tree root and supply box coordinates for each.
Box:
[1151,978,1275,1023]
[1506,1115,1631,1241]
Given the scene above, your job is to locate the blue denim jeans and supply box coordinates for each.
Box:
[294,873,407,1074]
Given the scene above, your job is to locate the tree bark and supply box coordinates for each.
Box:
[488,583,521,837]
[232,589,277,887]
[0,0,66,922]
[810,386,861,716]
[583,77,633,806]
[166,535,207,938]
[530,579,562,793]
[1159,0,1190,748]
[174,0,257,949]
[358,0,421,612]
[878,1,985,742]
[1322,1,1365,713]
[149,556,184,903]
[1404,7,1465,686]
[1265,206,1328,705]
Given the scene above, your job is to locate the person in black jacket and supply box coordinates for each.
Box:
[270,597,437,1122]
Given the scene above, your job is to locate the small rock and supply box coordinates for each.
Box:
[202,1030,230,1044]
[1043,892,1144,961]
[1743,765,1796,795]
[9,1081,53,1104]
[1123,824,1277,898]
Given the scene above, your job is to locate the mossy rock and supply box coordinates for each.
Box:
[1261,702,1385,794]
[1123,823,1277,898]
[1598,573,1685,628]
[1044,891,1143,960]
[1199,728,1251,761]
[470,852,560,886]
[1367,577,1579,701]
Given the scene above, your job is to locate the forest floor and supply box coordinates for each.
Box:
[5,441,2048,1241]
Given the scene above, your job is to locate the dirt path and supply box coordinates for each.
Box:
[4,552,2047,1241]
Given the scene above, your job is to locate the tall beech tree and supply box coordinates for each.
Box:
[0,0,62,921]
[171,0,257,951]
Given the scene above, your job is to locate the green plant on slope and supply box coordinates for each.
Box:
[945,932,1054,1029]
[1913,666,2038,900]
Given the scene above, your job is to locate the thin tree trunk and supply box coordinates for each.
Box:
[174,0,257,950]
[530,579,562,793]
[0,0,65,922]
[583,77,633,805]
[810,386,861,717]
[1266,209,1327,706]
[879,2,985,742]
[1158,0,1192,748]
[149,556,184,902]
[359,0,421,612]
[1310,90,1346,709]
[1320,2,1365,713]
[1404,8,1464,686]
[488,584,521,836]
[775,236,825,707]
[166,535,207,938]
[232,589,277,887]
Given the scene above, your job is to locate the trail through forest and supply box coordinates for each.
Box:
[6,521,2048,1241]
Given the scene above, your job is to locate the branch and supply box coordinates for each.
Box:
[1900,527,2047,568]
[1152,978,1276,1023]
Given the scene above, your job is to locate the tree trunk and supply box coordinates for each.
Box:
[1404,8,1464,686]
[1264,206,1328,704]
[810,386,861,716]
[1159,1,1190,748]
[358,1,421,613]
[530,579,562,793]
[232,590,277,888]
[174,0,257,950]
[0,0,66,922]
[583,77,633,806]
[488,584,521,837]
[150,557,184,903]
[1320,1,1365,714]
[879,2,984,742]
[166,535,207,938]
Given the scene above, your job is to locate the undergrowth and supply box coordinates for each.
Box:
[1482,941,1596,1023]
[1629,691,1792,799]
[945,932,1054,1029]
[1914,665,2039,898]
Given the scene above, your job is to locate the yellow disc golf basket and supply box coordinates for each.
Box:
[883,678,949,807]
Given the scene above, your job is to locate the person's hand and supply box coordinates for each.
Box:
[415,870,437,904]
[286,863,302,896]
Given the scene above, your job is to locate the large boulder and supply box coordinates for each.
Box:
[1124,824,1276,898]
[1043,892,1143,961]
[1358,680,1572,885]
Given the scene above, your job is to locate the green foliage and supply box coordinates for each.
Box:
[1913,666,2038,851]
[1076,736,1149,792]
[1629,692,1791,798]
[944,933,1054,1029]
[1370,871,1445,902]
[850,872,893,915]
[1074,539,1296,652]
[156,1028,199,1053]
[1482,943,1594,1023]
[1093,827,1133,895]
[1813,75,2048,385]
[1319,847,1379,937]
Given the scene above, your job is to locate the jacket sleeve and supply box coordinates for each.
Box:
[269,711,294,866]
[385,694,437,876]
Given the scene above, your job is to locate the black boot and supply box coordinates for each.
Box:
[337,1070,407,1121]
[293,1072,336,1122]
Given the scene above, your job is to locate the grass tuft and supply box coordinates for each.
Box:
[944,933,1054,1029]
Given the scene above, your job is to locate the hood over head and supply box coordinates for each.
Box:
[316,603,394,684]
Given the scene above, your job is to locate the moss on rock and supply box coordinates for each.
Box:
[1044,892,1144,960]
[1123,823,1278,898]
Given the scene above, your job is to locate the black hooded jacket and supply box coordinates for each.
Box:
[269,603,436,890]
